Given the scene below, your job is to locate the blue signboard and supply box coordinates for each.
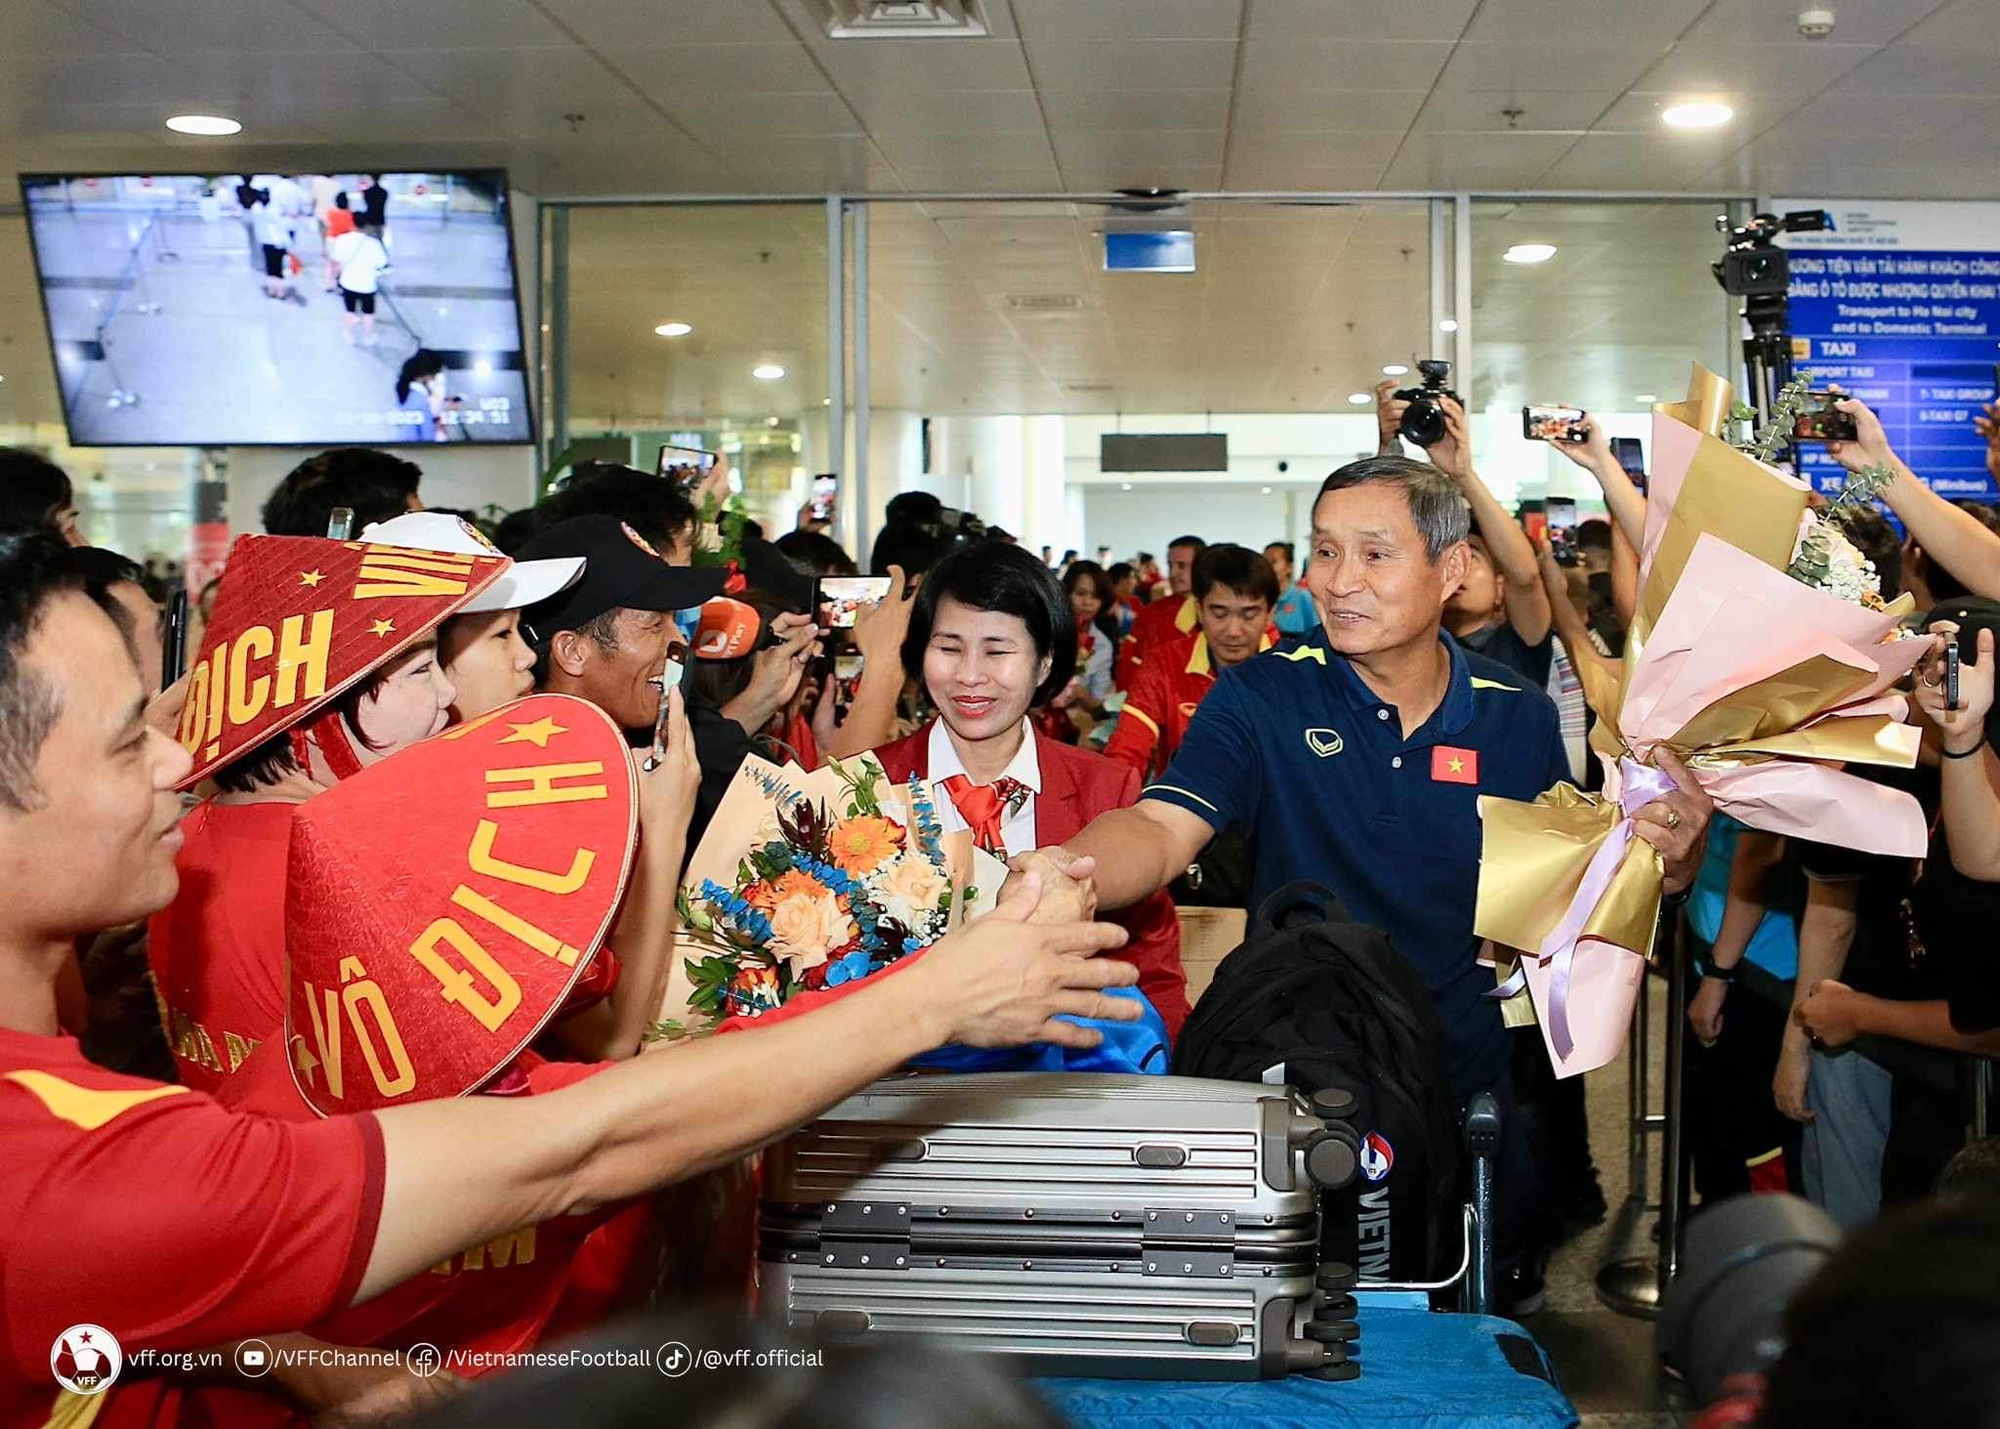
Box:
[1778,200,2000,500]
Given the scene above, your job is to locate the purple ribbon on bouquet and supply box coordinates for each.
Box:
[1490,757,1677,1060]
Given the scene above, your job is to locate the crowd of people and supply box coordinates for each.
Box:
[1,371,1998,1424]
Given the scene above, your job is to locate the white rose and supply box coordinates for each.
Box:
[878,855,948,931]
[768,889,856,971]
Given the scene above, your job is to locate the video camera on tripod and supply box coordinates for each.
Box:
[1710,209,1831,426]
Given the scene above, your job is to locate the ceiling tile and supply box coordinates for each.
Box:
[0,1,134,56]
[815,37,1031,92]
[53,0,361,55]
[1528,132,1738,189]
[535,0,800,48]
[890,165,1066,192]
[846,88,1042,133]
[1413,88,1621,133]
[1012,0,1242,41]
[1220,160,1388,190]
[872,131,1056,171]
[615,43,834,97]
[669,93,861,141]
[1779,90,1998,138]
[1378,131,1582,188]
[1025,39,1238,91]
[1055,161,1224,191]
[1440,40,1673,94]
[1039,89,1232,131]
[1246,0,1480,42]
[1695,0,1951,47]
[1460,0,1710,45]
[1238,38,1454,92]
[1231,89,1429,133]
[1832,43,2000,93]
[1636,38,1879,94]
[1051,128,1227,172]
[293,0,572,48]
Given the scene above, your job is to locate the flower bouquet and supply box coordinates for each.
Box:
[1475,367,1933,1078]
[671,754,967,1027]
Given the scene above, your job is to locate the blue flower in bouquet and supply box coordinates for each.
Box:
[823,949,876,988]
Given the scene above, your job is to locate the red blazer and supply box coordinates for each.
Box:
[875,723,1191,1042]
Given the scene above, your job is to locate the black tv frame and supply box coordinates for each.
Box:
[18,167,537,450]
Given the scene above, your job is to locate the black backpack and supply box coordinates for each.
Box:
[1172,881,1462,1282]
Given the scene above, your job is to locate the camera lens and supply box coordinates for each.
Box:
[1399,397,1447,448]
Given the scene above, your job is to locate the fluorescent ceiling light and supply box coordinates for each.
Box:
[165,114,241,136]
[1347,392,1372,405]
[1438,319,1459,333]
[654,322,692,337]
[752,364,785,381]
[1382,364,1409,376]
[1502,243,1558,264]
[1662,100,1733,129]
[1635,393,1658,403]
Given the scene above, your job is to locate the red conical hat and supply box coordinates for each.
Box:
[174,533,509,789]
[282,693,637,1116]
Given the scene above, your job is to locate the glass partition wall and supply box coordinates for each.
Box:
[544,193,1741,558]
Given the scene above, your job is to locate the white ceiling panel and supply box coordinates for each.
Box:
[1634,38,1880,94]
[1221,160,1389,190]
[1691,0,1951,48]
[1038,89,1233,132]
[1380,132,1581,188]
[1011,0,1244,41]
[1237,38,1455,93]
[1460,0,1712,45]
[667,94,862,141]
[1024,39,1240,92]
[1832,42,2000,93]
[534,0,803,49]
[616,43,836,97]
[1231,88,1430,133]
[1442,40,1674,94]
[1246,0,1480,42]
[1533,132,1741,190]
[891,166,1067,192]
[845,88,1044,134]
[1051,129,1228,173]
[0,1,136,56]
[813,37,1033,92]
[56,0,362,55]
[293,0,574,49]
[872,131,1056,171]
[1412,89,1623,133]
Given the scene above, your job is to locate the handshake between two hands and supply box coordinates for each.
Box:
[999,846,1100,926]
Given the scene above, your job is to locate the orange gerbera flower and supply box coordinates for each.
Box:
[828,815,905,876]
[749,869,829,912]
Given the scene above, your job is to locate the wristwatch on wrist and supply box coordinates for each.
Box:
[1695,950,1740,984]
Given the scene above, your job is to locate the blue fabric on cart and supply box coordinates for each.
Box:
[1037,1309,1576,1429]
[906,984,1170,1075]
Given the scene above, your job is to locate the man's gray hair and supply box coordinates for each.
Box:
[1316,455,1471,562]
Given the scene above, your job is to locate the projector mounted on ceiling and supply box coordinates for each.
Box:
[821,1,989,38]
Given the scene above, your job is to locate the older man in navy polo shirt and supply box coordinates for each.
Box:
[1045,455,1711,1295]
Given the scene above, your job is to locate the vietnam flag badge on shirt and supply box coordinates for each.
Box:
[1431,746,1479,785]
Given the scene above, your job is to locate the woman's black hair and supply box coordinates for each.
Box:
[396,349,448,405]
[1062,559,1121,648]
[333,191,349,211]
[0,448,75,537]
[901,540,1076,706]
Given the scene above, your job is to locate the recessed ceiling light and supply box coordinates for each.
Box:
[1382,364,1409,376]
[1438,319,1459,333]
[165,114,241,136]
[1662,100,1733,129]
[654,321,692,337]
[1260,486,1273,494]
[472,358,493,378]
[1502,243,1558,265]
[1120,482,1133,491]
[1347,392,1372,405]
[1635,393,1658,403]
[752,363,785,381]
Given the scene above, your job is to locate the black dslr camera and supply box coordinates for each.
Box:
[1392,359,1461,448]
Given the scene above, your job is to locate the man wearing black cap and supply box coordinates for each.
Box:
[517,515,818,843]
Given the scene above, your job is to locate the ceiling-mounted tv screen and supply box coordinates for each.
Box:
[21,170,534,447]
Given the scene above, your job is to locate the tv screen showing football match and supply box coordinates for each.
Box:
[21,170,534,447]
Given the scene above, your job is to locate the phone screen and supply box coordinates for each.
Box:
[1790,392,1858,443]
[1524,405,1588,443]
[808,474,838,525]
[816,575,892,629]
[657,445,718,482]
[1546,497,1580,567]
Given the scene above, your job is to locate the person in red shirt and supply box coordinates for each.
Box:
[0,530,1138,1427]
[875,540,1190,1041]
[148,532,512,1093]
[1114,534,1205,689]
[1105,543,1280,781]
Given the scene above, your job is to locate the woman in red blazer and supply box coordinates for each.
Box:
[874,541,1190,1043]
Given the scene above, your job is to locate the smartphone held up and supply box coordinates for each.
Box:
[1545,496,1580,568]
[1524,405,1589,443]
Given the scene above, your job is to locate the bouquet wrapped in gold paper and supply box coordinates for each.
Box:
[1476,366,1933,1078]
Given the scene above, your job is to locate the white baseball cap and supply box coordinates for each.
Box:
[363,511,584,614]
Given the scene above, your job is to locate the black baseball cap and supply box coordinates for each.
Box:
[516,515,727,651]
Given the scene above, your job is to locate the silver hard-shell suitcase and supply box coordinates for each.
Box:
[759,1072,1361,1380]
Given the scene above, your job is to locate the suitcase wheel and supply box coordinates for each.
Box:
[1308,1360,1362,1382]
[1304,1317,1360,1344]
[1316,1262,1360,1292]
[1312,1290,1358,1319]
[1304,1129,1358,1190]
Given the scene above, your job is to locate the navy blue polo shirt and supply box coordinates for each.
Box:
[1144,627,1570,1100]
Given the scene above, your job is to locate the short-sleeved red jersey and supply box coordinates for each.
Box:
[146,800,297,1092]
[0,1029,382,1429]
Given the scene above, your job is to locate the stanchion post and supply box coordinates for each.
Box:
[1656,907,1691,1292]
